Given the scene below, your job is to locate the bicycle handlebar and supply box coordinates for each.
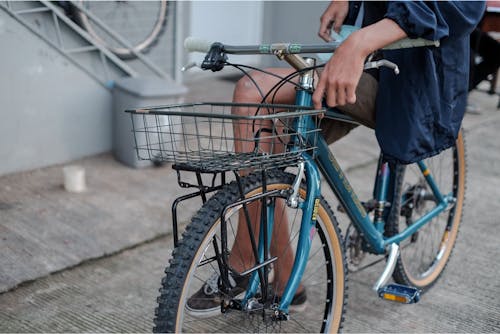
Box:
[184,36,439,74]
[184,36,439,55]
[184,37,343,55]
[184,37,213,53]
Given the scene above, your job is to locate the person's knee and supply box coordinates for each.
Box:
[233,72,263,102]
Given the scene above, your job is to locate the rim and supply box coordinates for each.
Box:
[175,186,341,332]
[399,143,463,286]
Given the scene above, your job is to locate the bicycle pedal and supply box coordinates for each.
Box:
[377,283,420,304]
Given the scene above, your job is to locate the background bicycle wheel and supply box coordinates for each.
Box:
[72,0,168,59]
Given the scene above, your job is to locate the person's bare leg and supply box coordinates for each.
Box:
[227,69,377,295]
[227,68,301,294]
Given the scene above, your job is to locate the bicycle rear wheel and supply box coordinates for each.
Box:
[386,131,466,290]
[154,169,347,333]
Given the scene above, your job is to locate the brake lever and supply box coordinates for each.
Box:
[364,59,400,75]
[201,42,227,72]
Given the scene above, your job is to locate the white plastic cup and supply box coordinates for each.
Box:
[63,165,87,193]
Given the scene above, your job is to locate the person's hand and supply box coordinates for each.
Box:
[313,18,408,109]
[318,1,349,42]
[313,32,367,108]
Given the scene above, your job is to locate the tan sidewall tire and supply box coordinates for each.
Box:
[175,182,346,332]
[406,132,466,287]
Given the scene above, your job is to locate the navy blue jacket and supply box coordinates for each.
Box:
[348,1,485,164]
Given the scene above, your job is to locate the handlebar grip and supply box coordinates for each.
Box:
[383,38,440,50]
[184,37,213,53]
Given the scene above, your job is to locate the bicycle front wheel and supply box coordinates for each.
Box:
[386,130,466,290]
[154,169,347,333]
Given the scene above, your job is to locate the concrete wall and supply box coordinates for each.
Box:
[262,1,328,42]
[0,11,112,176]
[261,1,330,67]
[182,1,329,71]
[187,1,264,67]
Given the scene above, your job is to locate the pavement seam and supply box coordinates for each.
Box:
[0,232,171,295]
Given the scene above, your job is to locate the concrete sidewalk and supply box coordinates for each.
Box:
[0,74,381,293]
[1,74,500,332]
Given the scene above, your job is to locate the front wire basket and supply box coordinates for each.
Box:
[127,102,323,173]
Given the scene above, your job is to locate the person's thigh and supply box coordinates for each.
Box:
[233,68,378,145]
[321,72,378,144]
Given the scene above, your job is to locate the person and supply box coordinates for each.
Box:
[186,1,485,316]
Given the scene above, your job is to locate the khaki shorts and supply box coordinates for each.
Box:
[320,72,378,144]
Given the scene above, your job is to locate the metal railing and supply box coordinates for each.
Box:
[0,1,170,88]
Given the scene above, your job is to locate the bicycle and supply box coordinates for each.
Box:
[126,36,466,332]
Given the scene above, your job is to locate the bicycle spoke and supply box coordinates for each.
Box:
[390,139,464,289]
[227,219,248,272]
[301,261,329,282]
[155,170,346,332]
[288,316,310,332]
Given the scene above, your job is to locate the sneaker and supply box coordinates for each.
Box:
[186,272,249,318]
[186,271,308,318]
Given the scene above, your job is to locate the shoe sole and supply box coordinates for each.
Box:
[184,304,222,318]
[185,298,309,319]
[184,291,246,318]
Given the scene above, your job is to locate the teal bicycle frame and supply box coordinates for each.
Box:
[183,38,447,314]
[243,81,455,314]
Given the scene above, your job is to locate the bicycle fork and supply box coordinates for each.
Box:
[278,156,322,315]
[237,157,322,318]
[215,160,320,317]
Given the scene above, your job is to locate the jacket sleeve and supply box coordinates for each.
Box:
[385,1,486,40]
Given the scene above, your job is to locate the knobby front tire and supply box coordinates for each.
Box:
[154,169,347,333]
